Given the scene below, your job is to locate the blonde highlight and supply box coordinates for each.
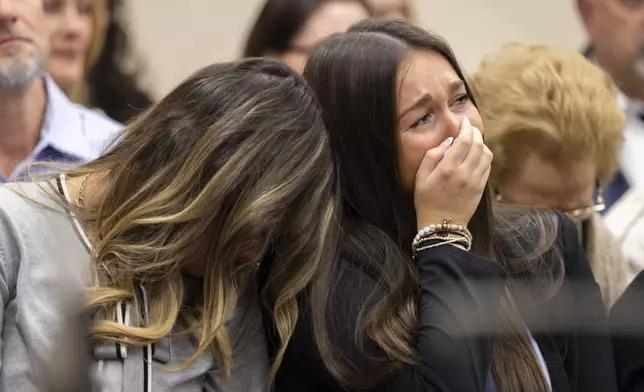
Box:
[47,59,341,381]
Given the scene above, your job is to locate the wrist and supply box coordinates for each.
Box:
[416,216,468,230]
[412,226,473,255]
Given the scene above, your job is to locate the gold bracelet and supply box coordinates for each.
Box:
[415,237,466,254]
[429,233,472,251]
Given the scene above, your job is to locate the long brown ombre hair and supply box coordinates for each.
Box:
[62,58,340,378]
[304,20,564,391]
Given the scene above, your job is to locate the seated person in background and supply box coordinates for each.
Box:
[0,0,121,182]
[471,44,630,306]
[244,0,371,73]
[43,0,97,105]
[577,0,644,210]
[44,0,153,123]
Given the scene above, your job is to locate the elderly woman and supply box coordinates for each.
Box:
[471,44,630,306]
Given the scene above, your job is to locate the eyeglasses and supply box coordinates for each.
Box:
[564,188,605,222]
[495,186,605,222]
[494,186,603,245]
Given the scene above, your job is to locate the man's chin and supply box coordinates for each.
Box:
[0,55,44,90]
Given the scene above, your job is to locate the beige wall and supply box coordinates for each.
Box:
[125,0,587,99]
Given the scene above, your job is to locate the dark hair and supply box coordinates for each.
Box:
[87,0,153,123]
[243,0,372,57]
[304,19,563,390]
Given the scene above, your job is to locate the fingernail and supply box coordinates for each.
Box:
[441,136,454,148]
[462,117,470,128]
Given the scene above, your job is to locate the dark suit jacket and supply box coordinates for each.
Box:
[610,269,644,392]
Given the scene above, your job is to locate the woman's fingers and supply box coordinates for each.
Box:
[443,117,473,166]
[463,125,484,171]
[414,117,492,229]
[472,145,493,180]
[416,137,453,181]
[479,164,492,190]
[474,146,493,189]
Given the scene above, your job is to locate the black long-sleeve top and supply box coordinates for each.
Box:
[610,269,644,392]
[262,213,616,392]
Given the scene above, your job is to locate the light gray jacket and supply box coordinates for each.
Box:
[0,180,268,392]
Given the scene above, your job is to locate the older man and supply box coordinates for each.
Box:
[578,0,644,209]
[578,0,644,283]
[0,0,120,182]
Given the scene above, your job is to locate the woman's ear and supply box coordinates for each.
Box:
[493,186,503,202]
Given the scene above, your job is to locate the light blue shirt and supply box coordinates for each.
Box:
[530,332,551,387]
[1,75,122,182]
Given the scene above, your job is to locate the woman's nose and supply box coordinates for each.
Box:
[444,111,462,138]
[61,9,84,37]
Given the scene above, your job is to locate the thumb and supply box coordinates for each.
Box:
[415,137,454,181]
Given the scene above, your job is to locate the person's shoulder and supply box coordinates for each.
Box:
[77,105,122,138]
[44,75,122,142]
[75,105,123,157]
[0,181,65,278]
[0,180,65,225]
[0,180,60,211]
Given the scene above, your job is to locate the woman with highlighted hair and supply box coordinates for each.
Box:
[0,58,340,392]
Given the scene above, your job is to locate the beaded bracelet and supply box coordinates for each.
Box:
[412,218,472,251]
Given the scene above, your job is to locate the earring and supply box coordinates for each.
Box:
[494,188,503,202]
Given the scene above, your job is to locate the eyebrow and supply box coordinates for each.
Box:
[398,80,466,118]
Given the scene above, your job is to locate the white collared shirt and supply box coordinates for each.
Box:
[2,75,123,182]
[616,92,644,187]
